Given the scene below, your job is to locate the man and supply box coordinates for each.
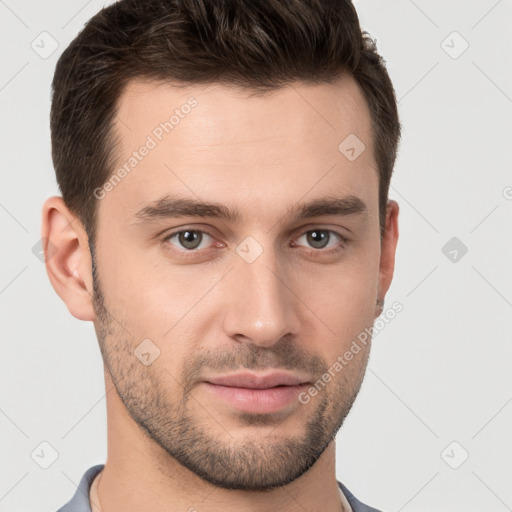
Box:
[43,0,401,510]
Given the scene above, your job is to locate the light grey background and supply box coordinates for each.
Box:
[1,1,511,511]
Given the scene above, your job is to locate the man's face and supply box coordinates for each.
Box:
[92,76,386,490]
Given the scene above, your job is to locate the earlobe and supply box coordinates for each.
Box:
[41,196,96,321]
[377,199,400,312]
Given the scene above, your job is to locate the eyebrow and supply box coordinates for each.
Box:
[132,193,367,224]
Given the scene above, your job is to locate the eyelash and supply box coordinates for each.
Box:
[160,227,348,258]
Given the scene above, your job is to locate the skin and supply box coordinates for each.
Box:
[42,74,399,512]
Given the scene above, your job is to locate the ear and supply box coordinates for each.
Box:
[377,199,399,312]
[41,196,95,321]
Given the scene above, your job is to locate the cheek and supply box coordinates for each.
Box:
[295,255,379,352]
[100,246,221,352]
[96,256,203,380]
[295,257,379,332]
[97,232,195,310]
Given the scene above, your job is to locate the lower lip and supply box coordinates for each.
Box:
[202,382,309,414]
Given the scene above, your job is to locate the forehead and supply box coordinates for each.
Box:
[115,75,373,149]
[104,76,377,225]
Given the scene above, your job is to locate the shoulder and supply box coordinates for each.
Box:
[56,464,105,512]
[337,480,384,512]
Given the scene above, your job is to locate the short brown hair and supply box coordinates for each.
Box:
[50,0,401,243]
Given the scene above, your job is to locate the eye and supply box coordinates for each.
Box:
[293,229,346,253]
[161,227,347,259]
[163,229,215,252]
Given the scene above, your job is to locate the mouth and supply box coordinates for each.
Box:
[201,371,311,414]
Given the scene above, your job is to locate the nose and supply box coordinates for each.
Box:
[221,243,300,348]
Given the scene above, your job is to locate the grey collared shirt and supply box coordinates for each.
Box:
[57,464,383,512]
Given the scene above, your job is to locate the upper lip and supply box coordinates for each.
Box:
[204,372,311,389]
